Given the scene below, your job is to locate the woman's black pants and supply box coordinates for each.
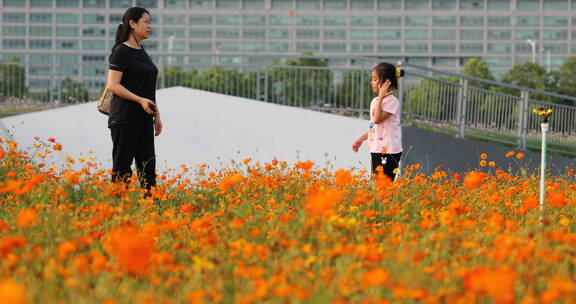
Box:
[110,119,156,191]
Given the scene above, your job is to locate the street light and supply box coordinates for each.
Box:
[168,35,175,65]
[542,47,551,73]
[526,39,536,63]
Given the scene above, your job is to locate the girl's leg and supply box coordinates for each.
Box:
[371,153,385,175]
[383,152,402,181]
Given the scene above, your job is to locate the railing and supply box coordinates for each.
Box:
[1,54,575,156]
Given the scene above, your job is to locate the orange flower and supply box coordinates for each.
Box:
[362,268,389,287]
[488,161,496,167]
[464,171,484,188]
[334,169,352,187]
[549,192,568,208]
[16,209,37,228]
[0,278,26,304]
[516,153,525,159]
[53,144,62,151]
[520,196,539,215]
[463,266,516,304]
[479,160,487,167]
[505,151,515,158]
[102,226,155,275]
[304,188,344,218]
[57,241,77,260]
[480,153,488,159]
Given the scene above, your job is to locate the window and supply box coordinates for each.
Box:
[136,0,158,7]
[433,57,457,66]
[323,42,346,52]
[350,29,373,39]
[296,42,320,52]
[351,0,373,9]
[378,30,401,39]
[243,29,265,39]
[432,29,456,40]
[516,16,540,27]
[432,0,456,9]
[324,16,347,26]
[3,39,25,49]
[460,43,484,53]
[378,43,401,53]
[163,14,186,25]
[109,14,123,23]
[56,14,80,24]
[83,27,106,37]
[83,0,106,8]
[190,15,212,25]
[163,28,187,38]
[378,0,401,9]
[30,0,52,7]
[432,43,455,53]
[189,28,212,38]
[2,26,26,36]
[3,13,26,23]
[517,0,539,10]
[56,0,79,7]
[460,16,484,27]
[460,29,484,40]
[405,29,428,40]
[189,41,213,52]
[487,0,509,9]
[324,0,346,9]
[484,57,512,67]
[296,0,319,10]
[3,0,25,7]
[544,0,568,10]
[324,29,346,39]
[162,40,186,51]
[216,15,240,25]
[56,27,79,37]
[270,15,292,25]
[487,30,511,40]
[243,15,266,26]
[405,16,429,26]
[378,16,401,27]
[242,42,265,52]
[269,42,290,52]
[271,0,292,9]
[269,29,290,39]
[487,16,511,26]
[56,40,79,50]
[189,0,213,8]
[543,16,569,27]
[110,0,132,8]
[296,16,320,26]
[83,14,106,24]
[487,43,512,53]
[405,43,429,53]
[405,0,429,10]
[460,0,483,10]
[82,40,106,50]
[350,43,374,53]
[432,16,456,26]
[30,27,53,36]
[543,29,568,40]
[515,29,540,40]
[541,43,568,53]
[296,29,320,39]
[351,16,374,26]
[216,28,240,38]
[30,13,52,23]
[244,0,264,9]
[217,0,240,8]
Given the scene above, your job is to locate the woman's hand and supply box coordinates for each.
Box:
[378,79,392,100]
[139,98,157,115]
[154,117,163,136]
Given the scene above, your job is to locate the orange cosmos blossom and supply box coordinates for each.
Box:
[0,278,26,304]
[16,209,37,228]
[362,268,390,287]
[304,187,344,218]
[463,266,516,304]
[334,169,352,187]
[516,152,525,159]
[519,196,539,215]
[549,192,568,208]
[102,226,155,275]
[463,171,484,188]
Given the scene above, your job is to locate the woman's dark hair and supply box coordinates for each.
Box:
[372,62,405,90]
[111,7,150,52]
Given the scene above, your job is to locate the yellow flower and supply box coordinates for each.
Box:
[488,161,496,167]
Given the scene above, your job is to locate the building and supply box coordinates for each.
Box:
[1,0,575,92]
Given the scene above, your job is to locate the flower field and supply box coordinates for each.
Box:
[0,137,575,304]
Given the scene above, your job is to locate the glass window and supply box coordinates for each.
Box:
[83,14,106,24]
[110,0,132,7]
[109,14,123,23]
[487,16,511,26]
[407,57,429,65]
[432,16,456,26]
[163,28,187,37]
[189,0,213,8]
[405,29,428,40]
[3,39,26,49]
[378,16,401,27]
[3,13,26,23]
[324,29,346,39]
[242,42,265,52]
[270,15,292,25]
[163,14,186,24]
[243,15,266,26]
[460,42,484,54]
[30,0,52,7]
[543,29,568,40]
[432,43,455,53]
[136,0,158,7]
[82,40,106,50]
[405,43,429,53]
[271,0,292,9]
[57,0,79,7]
[350,29,374,39]
[543,16,569,27]
[243,28,265,39]
[296,29,320,39]
[3,0,25,7]
[460,0,483,9]
[351,0,373,9]
[324,16,347,26]
[542,42,568,53]
[2,26,26,36]
[83,27,106,37]
[350,43,374,53]
[190,15,212,25]
[269,42,290,52]
[84,0,106,7]
[189,41,213,52]
[162,40,186,51]
[515,29,540,40]
[432,0,456,9]
[164,0,186,8]
[460,29,484,40]
[487,0,509,9]
[296,0,319,9]
[296,16,320,26]
[56,40,79,50]
[405,0,429,10]
[56,14,80,24]
[216,28,240,38]
[269,29,290,39]
[405,16,429,26]
[378,43,401,53]
[189,28,212,38]
[516,16,540,27]
[378,30,401,39]
[30,26,53,36]
[433,57,457,66]
[323,42,346,53]
[244,0,264,9]
[432,29,456,40]
[517,0,539,10]
[29,55,51,64]
[216,15,240,25]
[351,16,374,26]
[484,57,512,67]
[378,0,401,9]
[487,29,511,40]
[487,43,511,53]
[324,0,346,9]
[296,42,320,52]
[30,13,53,23]
[460,16,484,27]
[217,0,240,8]
[56,27,79,36]
[544,0,568,10]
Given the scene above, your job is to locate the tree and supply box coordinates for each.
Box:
[158,66,198,89]
[0,57,26,100]
[462,58,495,90]
[553,57,576,105]
[56,77,89,103]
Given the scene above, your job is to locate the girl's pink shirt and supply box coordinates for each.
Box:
[367,95,403,154]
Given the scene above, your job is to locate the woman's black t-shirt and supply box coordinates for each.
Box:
[108,44,158,127]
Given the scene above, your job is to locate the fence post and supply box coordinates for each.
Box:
[50,56,55,103]
[359,70,365,119]
[518,91,529,150]
[264,67,269,102]
[456,78,468,138]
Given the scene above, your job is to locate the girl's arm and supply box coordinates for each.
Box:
[352,132,368,152]
[107,69,156,115]
[372,80,392,124]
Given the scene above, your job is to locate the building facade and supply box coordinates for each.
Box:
[1,0,575,91]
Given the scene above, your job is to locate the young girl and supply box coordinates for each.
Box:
[352,62,404,181]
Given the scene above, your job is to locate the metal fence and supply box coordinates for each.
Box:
[1,54,575,156]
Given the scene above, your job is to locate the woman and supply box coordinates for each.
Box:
[106,7,162,192]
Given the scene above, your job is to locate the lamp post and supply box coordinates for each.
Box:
[168,35,175,65]
[526,39,536,63]
[533,107,552,222]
